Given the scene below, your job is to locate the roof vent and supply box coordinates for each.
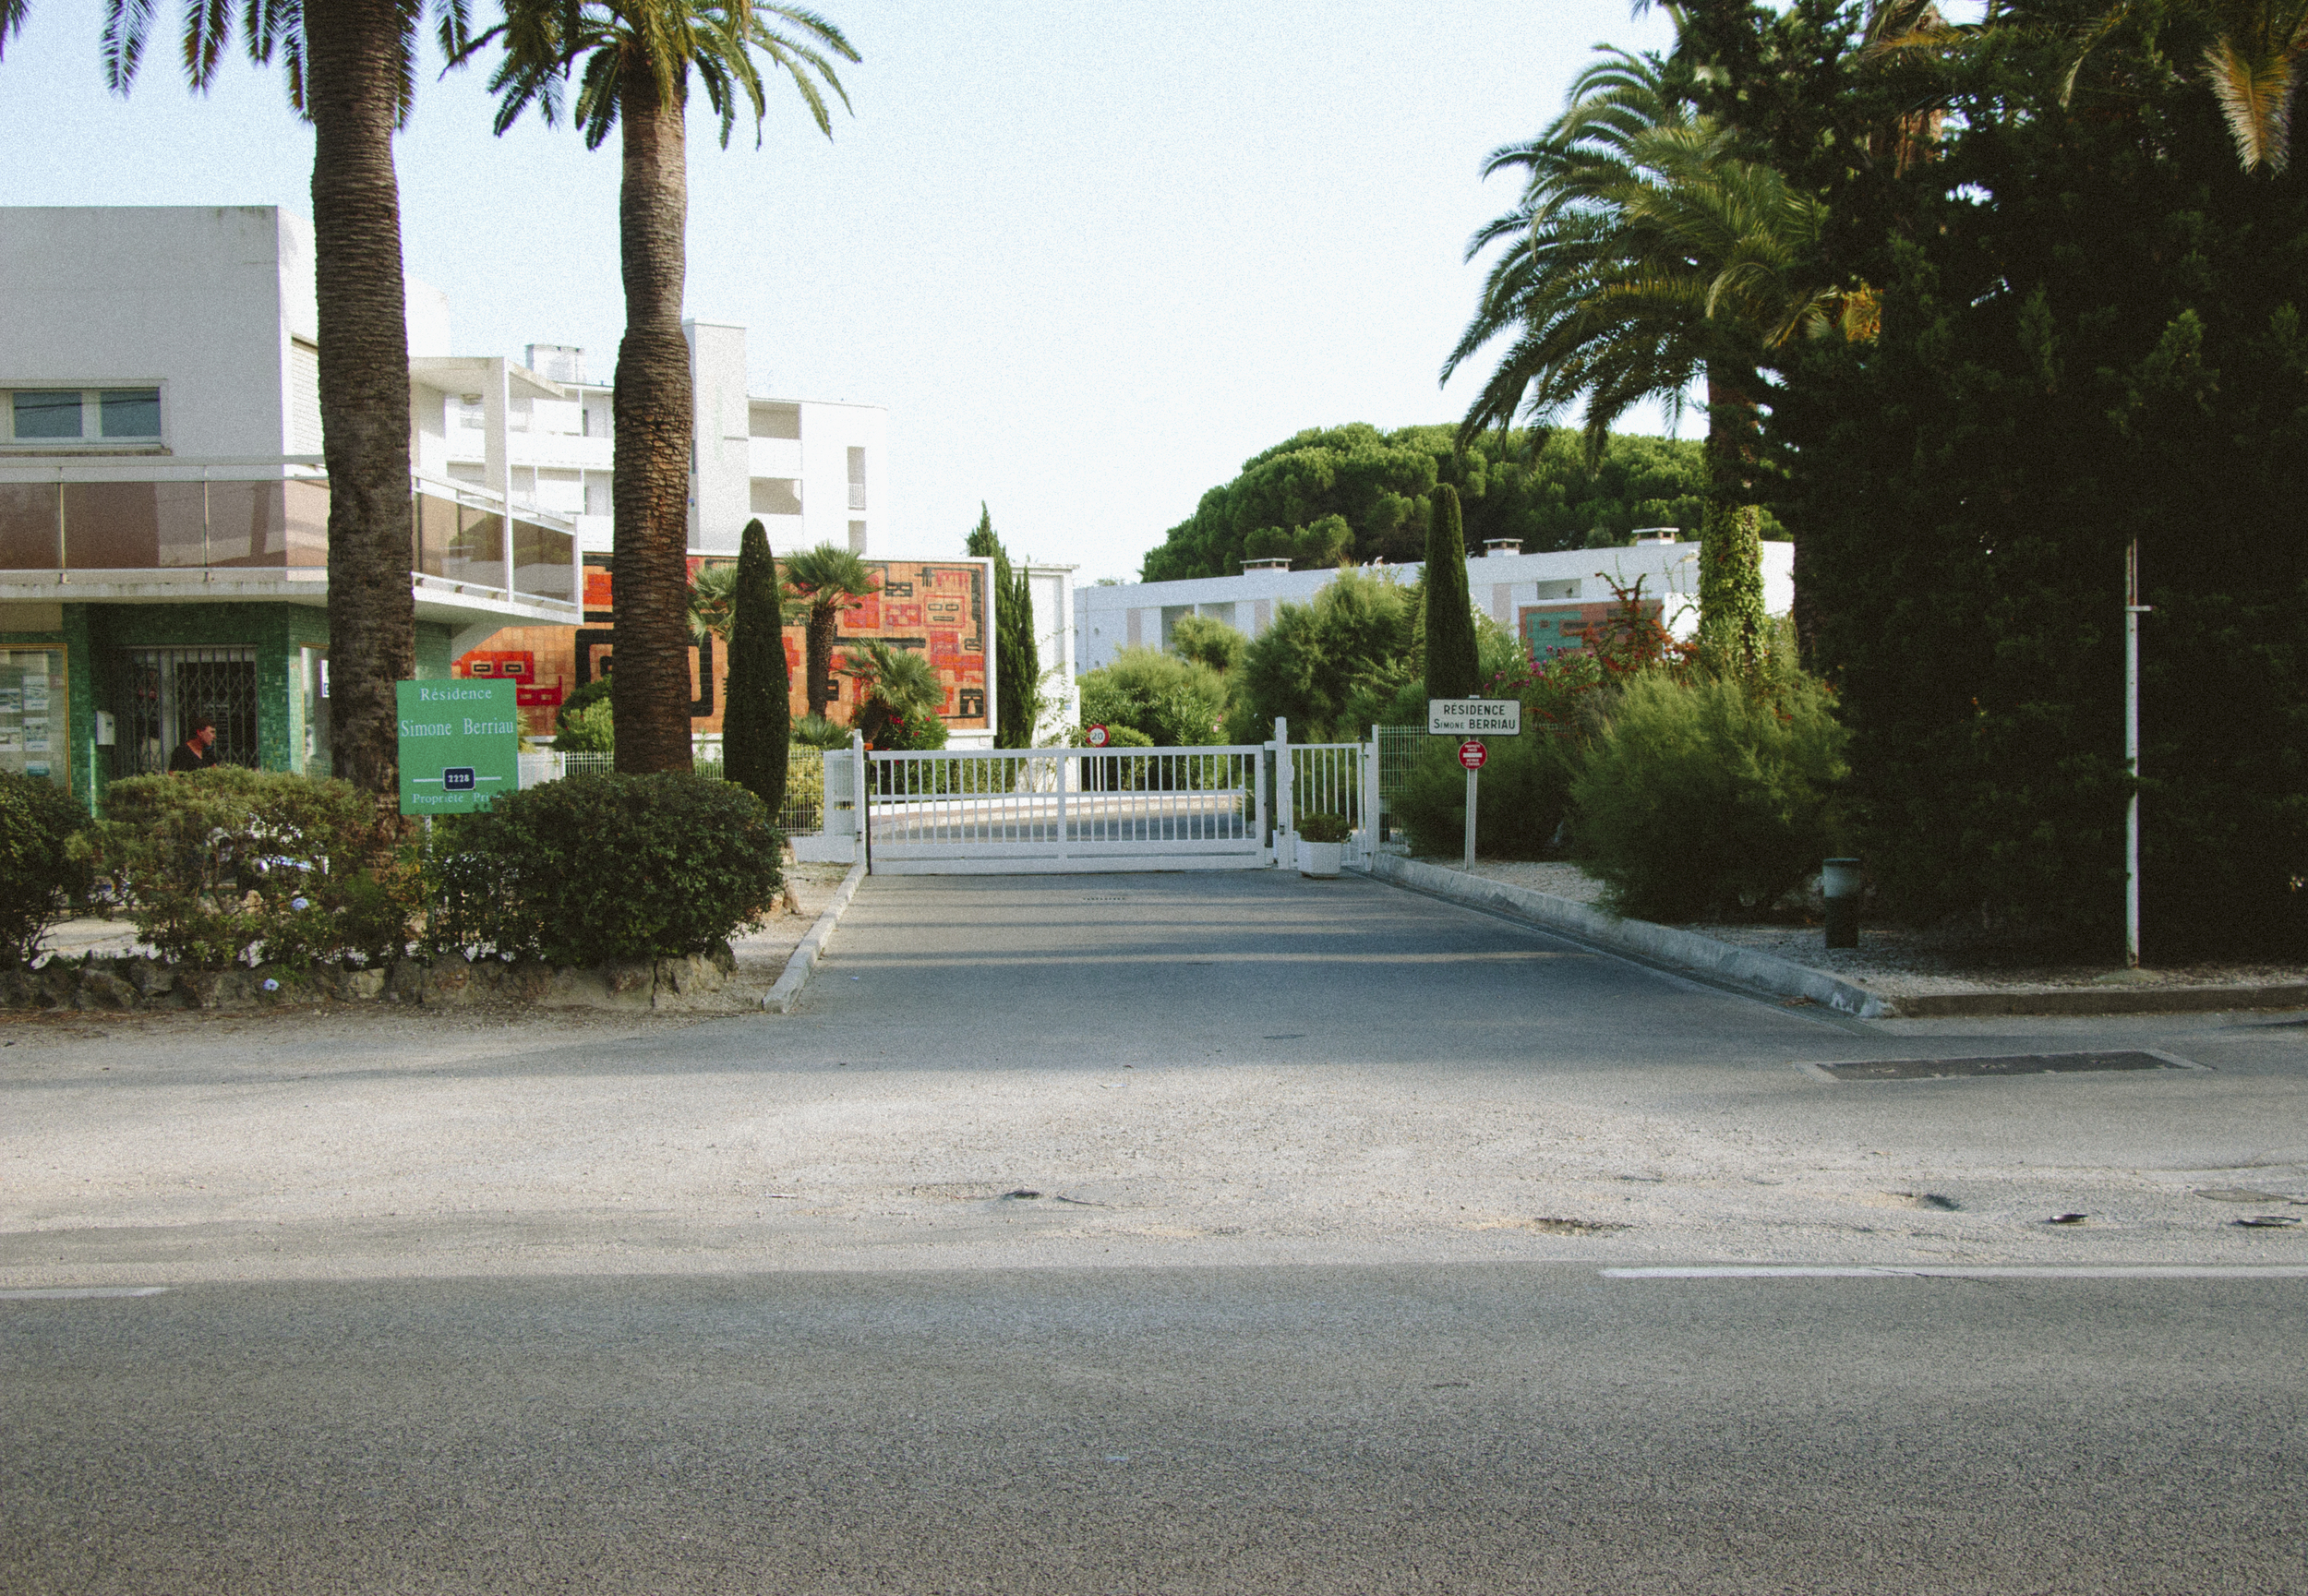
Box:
[1633,526,1678,544]
[1484,539,1522,558]
[1242,557,1292,572]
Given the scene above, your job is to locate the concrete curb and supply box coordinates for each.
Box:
[1361,853,1896,1019]
[1359,855,2308,1020]
[763,860,868,1014]
[1888,984,2308,1018]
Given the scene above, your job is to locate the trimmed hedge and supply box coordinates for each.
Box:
[435,772,782,966]
[81,769,411,968]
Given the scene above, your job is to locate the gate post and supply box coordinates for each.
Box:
[1272,716,1292,856]
[853,730,872,874]
[1362,733,1378,862]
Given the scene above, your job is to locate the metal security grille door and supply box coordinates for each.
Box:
[867,746,1268,874]
[115,646,259,774]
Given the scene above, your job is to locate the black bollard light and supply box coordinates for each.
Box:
[1821,858,1862,950]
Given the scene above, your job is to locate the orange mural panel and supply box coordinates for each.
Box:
[571,557,995,735]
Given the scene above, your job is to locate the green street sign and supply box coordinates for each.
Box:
[396,679,519,814]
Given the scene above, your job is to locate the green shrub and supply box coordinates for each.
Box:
[1570,672,1847,922]
[0,773,90,965]
[81,769,410,967]
[1297,811,1352,844]
[1392,731,1578,860]
[1078,648,1229,747]
[556,697,615,753]
[1226,570,1418,743]
[435,773,782,965]
[555,678,610,734]
[1169,613,1246,675]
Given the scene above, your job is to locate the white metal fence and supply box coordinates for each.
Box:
[866,745,1267,874]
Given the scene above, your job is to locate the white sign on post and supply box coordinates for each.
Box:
[1427,698,1521,736]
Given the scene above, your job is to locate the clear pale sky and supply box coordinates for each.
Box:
[1,0,1685,582]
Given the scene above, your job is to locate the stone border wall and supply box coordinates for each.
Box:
[2,946,739,1014]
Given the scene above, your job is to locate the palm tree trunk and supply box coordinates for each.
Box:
[1698,366,1767,671]
[610,48,696,774]
[307,0,416,798]
[806,602,838,720]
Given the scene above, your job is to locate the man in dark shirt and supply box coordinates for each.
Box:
[167,718,220,774]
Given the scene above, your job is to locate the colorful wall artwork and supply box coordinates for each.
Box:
[1519,599,1663,662]
[454,556,992,739]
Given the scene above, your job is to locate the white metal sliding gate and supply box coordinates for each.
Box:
[859,722,1375,876]
[866,745,1267,874]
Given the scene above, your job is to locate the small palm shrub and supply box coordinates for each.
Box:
[790,714,851,750]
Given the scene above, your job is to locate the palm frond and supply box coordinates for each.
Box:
[2202,32,2299,169]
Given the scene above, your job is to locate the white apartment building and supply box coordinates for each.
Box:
[1,205,579,795]
[1074,537,1797,676]
[423,324,888,560]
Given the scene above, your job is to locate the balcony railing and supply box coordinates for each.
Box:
[0,459,576,606]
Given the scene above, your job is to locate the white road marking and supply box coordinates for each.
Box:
[0,1286,171,1301]
[1605,1266,2308,1280]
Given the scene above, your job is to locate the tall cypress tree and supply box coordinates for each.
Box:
[967,504,1041,747]
[723,519,791,816]
[1423,484,1480,700]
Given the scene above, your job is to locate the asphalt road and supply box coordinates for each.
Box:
[7,1265,2306,1594]
[4,870,2305,1590]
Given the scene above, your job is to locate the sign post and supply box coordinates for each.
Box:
[395,679,520,816]
[1429,700,1517,871]
[1457,738,1488,869]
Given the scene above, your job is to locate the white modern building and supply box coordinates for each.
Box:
[0,205,580,797]
[421,325,887,560]
[1074,536,1796,676]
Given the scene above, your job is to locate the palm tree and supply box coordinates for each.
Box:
[781,542,879,722]
[1887,0,2308,173]
[838,639,943,750]
[93,0,470,799]
[1446,49,1858,666]
[2074,0,2308,171]
[460,0,857,774]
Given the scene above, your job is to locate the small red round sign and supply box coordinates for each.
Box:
[1085,724,1111,748]
[1457,739,1489,770]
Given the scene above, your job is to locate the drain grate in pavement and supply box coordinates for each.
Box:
[1819,1050,2187,1081]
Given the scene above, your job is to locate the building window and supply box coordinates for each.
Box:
[847,519,867,553]
[6,388,162,445]
[750,402,800,439]
[750,477,803,516]
[847,446,867,510]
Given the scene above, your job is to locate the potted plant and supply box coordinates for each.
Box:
[1295,812,1352,878]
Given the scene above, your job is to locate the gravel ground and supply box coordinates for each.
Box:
[1433,856,2308,998]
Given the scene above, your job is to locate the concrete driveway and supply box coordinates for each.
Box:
[4,870,2301,1284]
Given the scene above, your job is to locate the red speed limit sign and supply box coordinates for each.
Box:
[1457,739,1489,770]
